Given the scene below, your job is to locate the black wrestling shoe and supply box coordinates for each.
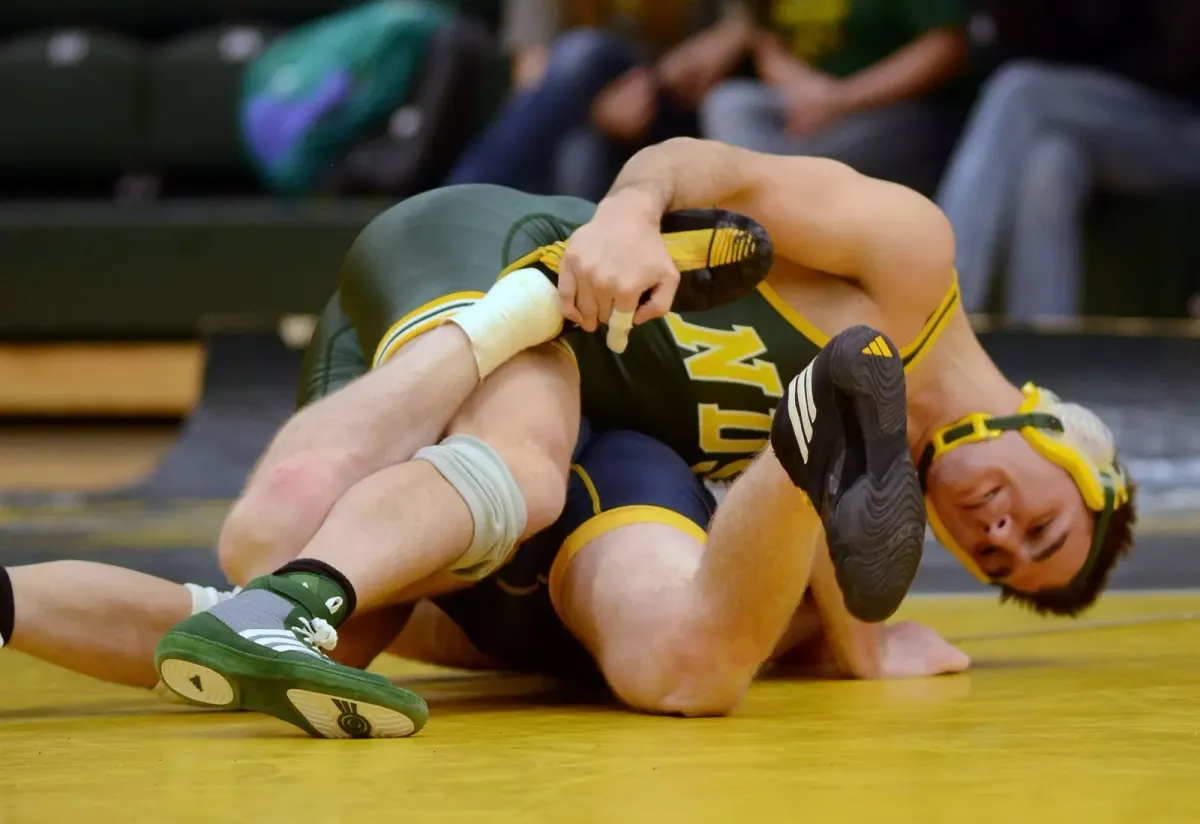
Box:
[770,325,925,623]
[657,208,774,311]
[503,208,774,313]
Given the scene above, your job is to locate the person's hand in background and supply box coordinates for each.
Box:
[590,67,659,142]
[657,9,754,107]
[781,73,848,136]
[755,33,848,136]
[512,44,550,89]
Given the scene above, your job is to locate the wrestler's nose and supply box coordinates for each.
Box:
[983,514,1014,545]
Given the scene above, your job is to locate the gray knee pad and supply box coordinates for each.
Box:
[413,434,528,580]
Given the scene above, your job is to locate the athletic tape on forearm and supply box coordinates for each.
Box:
[414,434,528,580]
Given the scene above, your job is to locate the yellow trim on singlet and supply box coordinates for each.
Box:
[547,505,709,613]
[898,274,960,373]
[755,282,832,346]
[550,339,579,372]
[754,275,960,374]
[498,242,566,279]
[571,464,602,516]
[372,290,486,368]
[498,224,755,283]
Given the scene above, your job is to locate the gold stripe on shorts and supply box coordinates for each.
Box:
[372,291,485,368]
[547,504,707,613]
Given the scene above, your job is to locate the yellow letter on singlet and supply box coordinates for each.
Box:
[697,404,773,455]
[665,314,784,398]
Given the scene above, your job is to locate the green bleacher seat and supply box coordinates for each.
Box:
[148,25,276,185]
[0,30,144,186]
[0,0,525,340]
[0,0,231,40]
[216,0,354,28]
[0,199,389,337]
[0,0,497,40]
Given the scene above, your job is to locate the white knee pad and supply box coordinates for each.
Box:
[413,434,528,580]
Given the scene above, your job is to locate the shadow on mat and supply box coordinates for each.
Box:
[392,671,620,714]
[0,672,618,727]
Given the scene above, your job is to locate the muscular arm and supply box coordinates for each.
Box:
[601,138,957,307]
[805,545,884,679]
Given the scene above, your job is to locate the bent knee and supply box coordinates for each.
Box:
[218,451,353,582]
[503,447,570,536]
[440,423,572,538]
[602,629,756,717]
[447,347,579,535]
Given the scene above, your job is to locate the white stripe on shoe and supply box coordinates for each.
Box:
[238,629,323,658]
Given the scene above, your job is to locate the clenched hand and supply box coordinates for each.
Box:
[558,194,678,353]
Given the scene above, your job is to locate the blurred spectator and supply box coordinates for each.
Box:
[701,0,968,192]
[242,0,494,197]
[500,0,559,91]
[941,0,1200,321]
[445,0,752,199]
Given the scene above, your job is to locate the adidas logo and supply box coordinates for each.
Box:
[862,335,892,357]
[239,628,322,658]
[787,361,817,463]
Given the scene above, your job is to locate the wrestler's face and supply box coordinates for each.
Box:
[925,433,1093,593]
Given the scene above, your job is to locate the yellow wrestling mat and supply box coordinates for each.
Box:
[2,592,1198,823]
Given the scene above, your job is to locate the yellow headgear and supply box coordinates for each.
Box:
[917,383,1130,584]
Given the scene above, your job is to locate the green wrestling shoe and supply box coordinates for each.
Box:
[154,570,427,738]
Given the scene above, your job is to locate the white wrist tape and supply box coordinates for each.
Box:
[448,268,563,379]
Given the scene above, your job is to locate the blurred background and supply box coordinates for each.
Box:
[0,0,1198,590]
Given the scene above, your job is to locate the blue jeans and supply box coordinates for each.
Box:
[447,29,698,199]
[549,94,698,200]
[447,29,700,200]
[446,29,638,193]
[937,60,1200,320]
[700,79,953,195]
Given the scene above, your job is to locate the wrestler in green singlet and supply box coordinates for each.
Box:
[302,183,959,481]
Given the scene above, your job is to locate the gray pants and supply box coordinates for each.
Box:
[936,60,1200,321]
[699,79,951,194]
